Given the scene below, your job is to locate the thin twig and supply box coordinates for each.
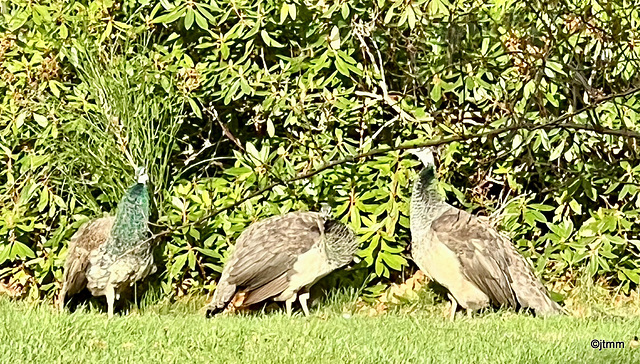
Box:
[148,118,640,242]
[205,107,245,152]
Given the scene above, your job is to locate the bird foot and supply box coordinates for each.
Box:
[446,293,458,322]
[298,291,311,317]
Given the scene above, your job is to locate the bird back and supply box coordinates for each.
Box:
[209,211,336,313]
[58,216,114,309]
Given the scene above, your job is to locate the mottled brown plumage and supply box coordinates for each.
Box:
[58,168,153,317]
[57,217,114,311]
[206,209,359,316]
[431,208,518,309]
[409,148,561,319]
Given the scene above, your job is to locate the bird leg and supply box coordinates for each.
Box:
[285,295,296,316]
[106,285,115,319]
[298,291,311,317]
[447,293,458,322]
[57,286,67,312]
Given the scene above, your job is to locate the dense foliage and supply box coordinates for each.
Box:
[1,0,640,302]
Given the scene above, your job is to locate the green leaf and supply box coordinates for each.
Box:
[153,7,185,24]
[334,56,350,77]
[581,178,596,201]
[406,6,416,29]
[220,42,230,59]
[624,269,640,284]
[184,8,194,30]
[260,30,284,48]
[15,113,26,128]
[196,4,216,23]
[172,197,185,210]
[246,141,260,161]
[188,227,200,240]
[383,8,395,24]
[59,23,68,39]
[288,3,297,20]
[223,80,240,105]
[529,203,555,212]
[10,241,35,260]
[49,80,60,97]
[170,254,188,277]
[33,114,48,127]
[329,26,340,50]
[100,21,112,43]
[374,256,387,277]
[266,119,275,137]
[194,9,208,30]
[430,83,442,102]
[187,98,201,118]
[187,249,196,271]
[381,252,407,271]
[341,3,350,19]
[196,247,222,259]
[280,3,289,23]
[37,188,49,212]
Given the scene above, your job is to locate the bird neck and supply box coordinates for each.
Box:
[323,220,358,266]
[411,166,447,227]
[110,183,150,255]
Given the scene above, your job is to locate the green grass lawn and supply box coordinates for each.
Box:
[1,293,638,364]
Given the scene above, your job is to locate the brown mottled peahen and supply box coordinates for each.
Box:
[206,205,359,316]
[409,147,562,319]
[58,167,155,317]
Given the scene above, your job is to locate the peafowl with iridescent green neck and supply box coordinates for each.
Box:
[58,167,155,317]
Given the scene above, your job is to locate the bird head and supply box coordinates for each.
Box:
[135,166,149,185]
[407,146,436,167]
[320,203,332,220]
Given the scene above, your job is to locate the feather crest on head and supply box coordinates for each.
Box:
[135,166,149,184]
[408,146,435,167]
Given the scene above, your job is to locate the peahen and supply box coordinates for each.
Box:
[408,147,561,319]
[58,167,155,317]
[206,205,359,316]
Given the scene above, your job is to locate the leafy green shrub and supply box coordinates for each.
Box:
[1,0,640,302]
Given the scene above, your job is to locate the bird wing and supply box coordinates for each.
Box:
[59,217,114,302]
[241,273,290,306]
[430,207,517,308]
[226,212,324,294]
[501,238,562,315]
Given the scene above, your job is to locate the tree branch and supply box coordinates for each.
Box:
[151,116,640,242]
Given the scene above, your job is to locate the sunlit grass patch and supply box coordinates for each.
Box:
[2,291,639,363]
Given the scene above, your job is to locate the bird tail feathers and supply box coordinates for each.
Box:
[513,280,564,316]
[531,295,564,316]
[206,280,236,317]
[57,284,68,312]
